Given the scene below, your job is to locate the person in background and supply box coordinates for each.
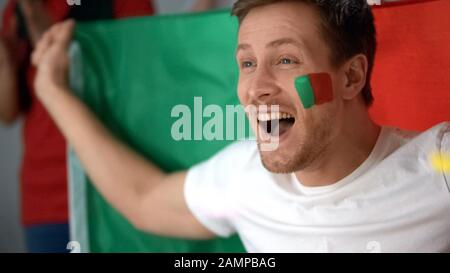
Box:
[0,0,154,253]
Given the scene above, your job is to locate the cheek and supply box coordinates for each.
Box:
[314,103,340,136]
[279,74,303,102]
[298,99,339,132]
[329,70,347,102]
[237,78,249,106]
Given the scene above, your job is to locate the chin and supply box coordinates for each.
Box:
[257,134,330,174]
[258,144,308,173]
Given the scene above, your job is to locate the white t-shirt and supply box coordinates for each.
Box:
[184,122,450,252]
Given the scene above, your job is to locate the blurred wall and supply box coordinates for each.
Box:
[0,122,24,253]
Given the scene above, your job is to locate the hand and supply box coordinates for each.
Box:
[32,20,75,102]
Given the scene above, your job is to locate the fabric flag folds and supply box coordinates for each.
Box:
[69,10,247,253]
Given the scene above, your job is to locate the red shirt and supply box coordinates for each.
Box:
[1,0,154,226]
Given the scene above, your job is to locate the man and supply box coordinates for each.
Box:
[31,0,450,252]
[0,0,154,253]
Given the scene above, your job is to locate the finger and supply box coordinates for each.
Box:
[53,19,75,49]
[32,21,63,65]
[32,29,52,66]
[31,31,51,65]
[49,21,64,37]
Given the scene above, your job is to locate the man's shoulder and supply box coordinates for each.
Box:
[370,123,450,197]
[376,122,450,167]
[387,122,450,148]
[409,122,450,194]
[411,122,450,147]
[422,122,450,182]
[387,122,450,182]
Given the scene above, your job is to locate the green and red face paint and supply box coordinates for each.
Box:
[294,72,334,109]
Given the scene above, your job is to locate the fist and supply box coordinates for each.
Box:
[32,20,75,101]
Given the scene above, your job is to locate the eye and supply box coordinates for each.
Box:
[241,61,255,68]
[279,58,293,65]
[277,56,301,66]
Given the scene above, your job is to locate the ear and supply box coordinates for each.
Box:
[341,54,368,101]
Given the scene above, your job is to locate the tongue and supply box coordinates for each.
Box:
[260,119,294,137]
[277,119,294,136]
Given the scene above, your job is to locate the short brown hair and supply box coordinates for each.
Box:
[232,0,377,106]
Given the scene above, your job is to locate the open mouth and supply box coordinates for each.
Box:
[257,112,296,139]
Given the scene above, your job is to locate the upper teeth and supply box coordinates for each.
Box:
[258,112,294,122]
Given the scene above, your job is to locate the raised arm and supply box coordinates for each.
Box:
[32,20,214,239]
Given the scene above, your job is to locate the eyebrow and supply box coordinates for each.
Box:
[236,43,251,52]
[236,38,304,54]
[267,38,304,49]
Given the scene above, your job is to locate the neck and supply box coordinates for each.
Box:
[294,103,381,187]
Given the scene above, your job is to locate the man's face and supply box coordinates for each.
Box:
[236,2,346,173]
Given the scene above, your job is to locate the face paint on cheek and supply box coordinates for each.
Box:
[294,72,334,109]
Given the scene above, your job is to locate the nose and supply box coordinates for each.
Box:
[247,66,281,104]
